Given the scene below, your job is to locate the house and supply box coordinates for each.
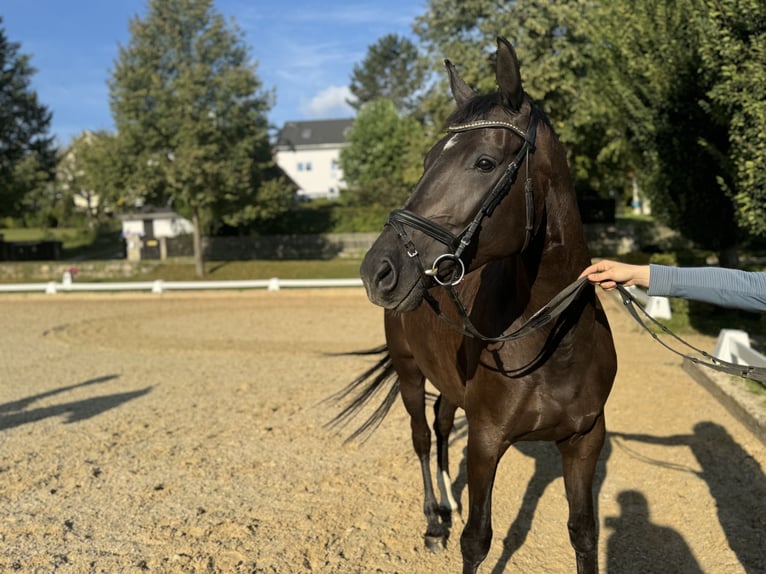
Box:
[57,130,102,218]
[118,206,193,261]
[274,118,353,201]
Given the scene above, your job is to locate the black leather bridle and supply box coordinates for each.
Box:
[381,108,590,343]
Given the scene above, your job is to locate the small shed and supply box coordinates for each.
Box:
[118,207,193,261]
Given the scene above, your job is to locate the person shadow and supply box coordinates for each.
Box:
[605,490,703,574]
[611,422,766,573]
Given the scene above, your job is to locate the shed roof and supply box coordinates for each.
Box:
[117,207,185,221]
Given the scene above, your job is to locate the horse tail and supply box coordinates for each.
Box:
[325,344,400,443]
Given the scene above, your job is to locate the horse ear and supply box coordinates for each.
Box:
[445,59,474,107]
[496,37,524,111]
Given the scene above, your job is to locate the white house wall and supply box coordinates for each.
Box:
[154,218,194,237]
[121,216,193,238]
[276,147,346,200]
[122,220,145,236]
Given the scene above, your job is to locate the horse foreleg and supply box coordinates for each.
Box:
[434,395,459,518]
[398,368,446,552]
[460,424,504,574]
[557,414,606,574]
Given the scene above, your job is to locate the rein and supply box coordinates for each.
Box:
[423,276,591,343]
[617,285,766,386]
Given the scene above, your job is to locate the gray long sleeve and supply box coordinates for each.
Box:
[648,264,766,312]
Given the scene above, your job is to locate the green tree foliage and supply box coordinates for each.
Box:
[109,0,288,275]
[348,34,427,117]
[0,17,56,221]
[413,1,620,195]
[413,0,766,261]
[697,0,766,240]
[340,98,427,208]
[585,0,758,263]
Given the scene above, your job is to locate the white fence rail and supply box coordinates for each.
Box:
[0,277,364,294]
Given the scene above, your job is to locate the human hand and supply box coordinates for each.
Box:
[579,259,651,291]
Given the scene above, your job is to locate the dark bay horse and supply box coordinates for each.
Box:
[343,37,617,574]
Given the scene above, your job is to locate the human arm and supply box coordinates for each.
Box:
[648,265,766,312]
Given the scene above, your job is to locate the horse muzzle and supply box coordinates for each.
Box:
[360,232,426,312]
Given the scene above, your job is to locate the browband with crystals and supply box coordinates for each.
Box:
[448,119,527,139]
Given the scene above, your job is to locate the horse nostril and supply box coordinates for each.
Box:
[374,258,398,293]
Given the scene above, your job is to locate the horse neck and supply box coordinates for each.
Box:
[524,135,592,311]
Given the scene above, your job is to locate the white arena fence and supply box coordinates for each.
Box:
[0,277,364,294]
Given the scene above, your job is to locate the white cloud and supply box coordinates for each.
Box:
[301,85,355,119]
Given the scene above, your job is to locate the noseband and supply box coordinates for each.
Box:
[384,109,563,342]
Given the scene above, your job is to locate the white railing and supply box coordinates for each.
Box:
[713,329,766,367]
[0,277,364,294]
[625,285,672,319]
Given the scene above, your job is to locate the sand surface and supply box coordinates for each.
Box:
[1,288,765,573]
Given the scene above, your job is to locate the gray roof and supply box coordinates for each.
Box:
[275,118,353,150]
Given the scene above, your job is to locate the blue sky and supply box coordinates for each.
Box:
[3,0,425,145]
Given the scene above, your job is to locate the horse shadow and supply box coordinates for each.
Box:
[610,422,766,573]
[450,430,712,573]
[0,374,152,431]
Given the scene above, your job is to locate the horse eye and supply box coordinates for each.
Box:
[475,157,496,172]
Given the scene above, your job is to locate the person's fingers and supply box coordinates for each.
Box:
[579,262,608,279]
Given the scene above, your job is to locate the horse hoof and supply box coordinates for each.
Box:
[424,534,445,553]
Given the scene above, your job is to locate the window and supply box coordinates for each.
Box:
[305,162,312,171]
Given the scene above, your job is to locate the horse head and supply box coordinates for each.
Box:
[361,37,549,312]
[360,38,545,311]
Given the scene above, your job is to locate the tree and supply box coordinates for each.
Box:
[340,98,427,208]
[57,131,128,229]
[109,0,287,276]
[414,0,766,263]
[413,0,619,196]
[0,17,56,221]
[583,0,745,264]
[696,0,766,240]
[348,34,427,116]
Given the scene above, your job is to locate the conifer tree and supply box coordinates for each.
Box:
[0,17,56,221]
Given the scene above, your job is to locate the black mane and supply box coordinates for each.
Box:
[445,92,553,134]
[446,93,502,126]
